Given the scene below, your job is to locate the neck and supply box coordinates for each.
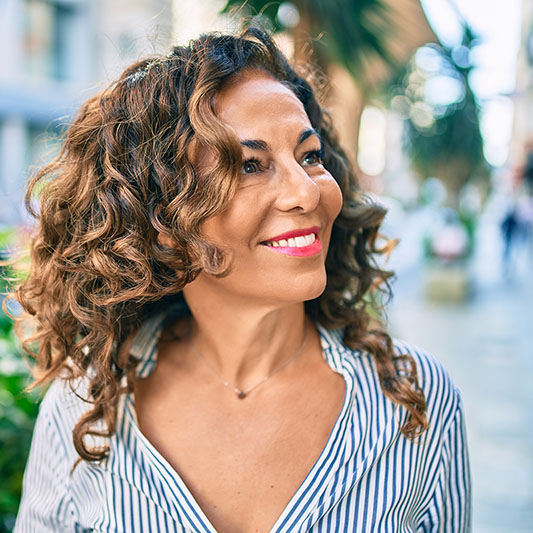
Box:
[181,283,308,388]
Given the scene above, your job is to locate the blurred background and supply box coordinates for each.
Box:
[0,0,531,531]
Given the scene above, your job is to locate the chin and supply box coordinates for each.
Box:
[305,282,328,302]
[280,271,328,304]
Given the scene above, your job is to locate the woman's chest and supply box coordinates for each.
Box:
[70,414,436,533]
[69,384,443,533]
[134,370,346,532]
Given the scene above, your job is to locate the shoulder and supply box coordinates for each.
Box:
[392,339,461,429]
[323,328,462,432]
[41,373,92,414]
[36,375,93,454]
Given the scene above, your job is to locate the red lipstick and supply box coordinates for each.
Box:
[264,226,320,242]
[261,226,322,257]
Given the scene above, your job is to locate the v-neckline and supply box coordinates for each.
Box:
[124,320,356,532]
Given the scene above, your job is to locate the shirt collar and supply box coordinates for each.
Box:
[316,323,359,374]
[129,306,358,379]
[129,312,166,378]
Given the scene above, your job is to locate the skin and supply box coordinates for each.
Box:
[134,72,346,533]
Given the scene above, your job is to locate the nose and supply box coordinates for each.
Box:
[274,161,320,213]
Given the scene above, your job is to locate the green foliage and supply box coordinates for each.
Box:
[0,374,39,532]
[221,0,396,90]
[0,230,39,533]
[389,25,488,206]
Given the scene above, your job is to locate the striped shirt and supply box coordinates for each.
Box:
[15,312,471,532]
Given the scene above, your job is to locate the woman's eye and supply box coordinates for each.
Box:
[302,150,323,166]
[242,158,263,175]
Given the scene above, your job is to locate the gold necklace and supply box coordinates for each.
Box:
[188,324,308,399]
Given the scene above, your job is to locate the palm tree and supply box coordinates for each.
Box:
[392,24,488,207]
[224,0,394,83]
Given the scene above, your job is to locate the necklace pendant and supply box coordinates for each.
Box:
[189,324,307,401]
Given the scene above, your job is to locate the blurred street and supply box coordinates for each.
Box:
[387,203,533,532]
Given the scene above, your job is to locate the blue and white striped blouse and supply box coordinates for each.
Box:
[15,313,471,532]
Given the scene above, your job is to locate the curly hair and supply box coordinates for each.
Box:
[14,26,427,463]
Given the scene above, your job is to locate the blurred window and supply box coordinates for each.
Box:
[23,0,55,79]
[23,0,81,81]
[26,123,62,171]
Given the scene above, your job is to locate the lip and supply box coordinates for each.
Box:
[262,226,321,243]
[260,226,322,257]
[263,236,322,257]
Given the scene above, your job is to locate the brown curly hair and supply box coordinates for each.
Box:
[14,26,427,463]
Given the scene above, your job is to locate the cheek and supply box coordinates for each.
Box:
[321,176,343,221]
[200,195,265,249]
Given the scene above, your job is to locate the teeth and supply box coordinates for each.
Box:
[265,233,316,248]
[304,233,316,245]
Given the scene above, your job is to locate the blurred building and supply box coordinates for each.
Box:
[0,0,172,226]
[510,0,533,185]
[0,0,437,227]
[328,0,437,196]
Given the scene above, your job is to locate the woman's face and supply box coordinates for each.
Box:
[189,71,343,306]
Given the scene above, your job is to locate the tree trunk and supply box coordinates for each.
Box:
[290,7,364,174]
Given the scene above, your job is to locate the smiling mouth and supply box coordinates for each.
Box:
[260,231,322,257]
[263,233,317,248]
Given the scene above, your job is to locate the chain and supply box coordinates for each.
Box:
[188,324,308,399]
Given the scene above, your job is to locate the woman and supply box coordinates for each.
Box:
[14,27,470,532]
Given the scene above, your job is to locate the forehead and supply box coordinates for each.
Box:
[214,72,312,137]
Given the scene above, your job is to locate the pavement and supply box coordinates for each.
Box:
[385,205,533,532]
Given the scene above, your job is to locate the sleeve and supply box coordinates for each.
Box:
[14,387,77,532]
[418,393,472,533]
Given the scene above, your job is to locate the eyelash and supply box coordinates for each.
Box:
[302,149,325,166]
[241,149,325,175]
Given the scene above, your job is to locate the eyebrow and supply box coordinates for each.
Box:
[240,128,321,152]
[298,128,321,145]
